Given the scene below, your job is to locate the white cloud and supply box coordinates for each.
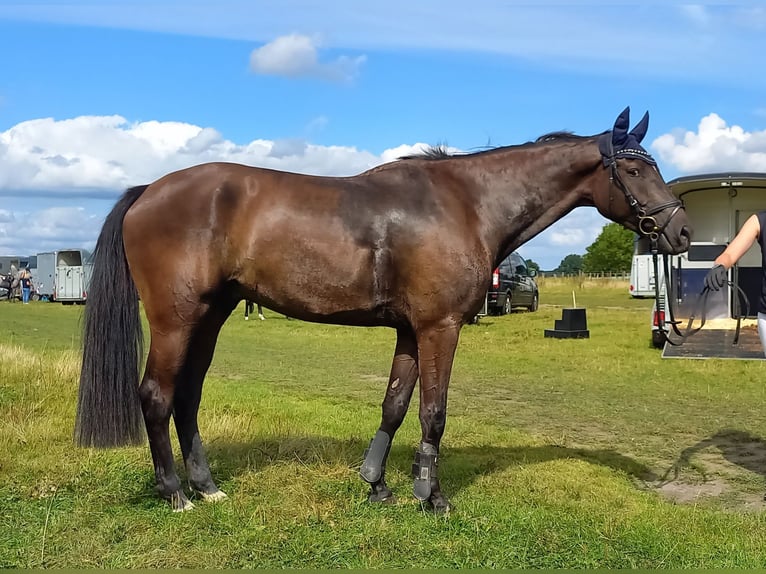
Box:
[379,143,447,163]
[1,3,762,85]
[3,110,763,269]
[0,115,386,195]
[519,208,607,269]
[651,113,766,173]
[268,138,308,159]
[0,206,100,255]
[305,115,329,135]
[679,4,711,27]
[0,114,419,255]
[249,34,365,82]
[731,6,766,30]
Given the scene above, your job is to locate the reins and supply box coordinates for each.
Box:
[650,244,750,347]
[600,138,749,349]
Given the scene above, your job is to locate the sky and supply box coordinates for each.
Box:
[0,1,765,270]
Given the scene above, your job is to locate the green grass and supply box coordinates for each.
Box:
[2,280,766,568]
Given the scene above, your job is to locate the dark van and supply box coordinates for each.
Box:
[486,251,539,315]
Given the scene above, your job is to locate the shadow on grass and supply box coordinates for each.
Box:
[204,435,659,497]
[658,428,766,485]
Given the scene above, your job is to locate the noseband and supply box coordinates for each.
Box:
[600,138,683,244]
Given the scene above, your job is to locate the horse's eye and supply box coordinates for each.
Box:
[627,168,640,177]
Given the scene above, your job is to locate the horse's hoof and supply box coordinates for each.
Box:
[368,491,397,504]
[421,494,452,515]
[170,491,195,512]
[198,489,228,503]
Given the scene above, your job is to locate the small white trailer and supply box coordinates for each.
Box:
[35,249,92,304]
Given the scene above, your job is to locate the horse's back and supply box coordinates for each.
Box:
[121,161,489,325]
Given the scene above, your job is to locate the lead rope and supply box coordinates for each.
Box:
[651,243,684,345]
[661,251,687,340]
[672,282,747,346]
[653,247,749,347]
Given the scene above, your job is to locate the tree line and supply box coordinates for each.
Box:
[525,223,634,275]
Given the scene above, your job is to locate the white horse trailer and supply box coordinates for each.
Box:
[36,249,93,304]
[629,235,664,298]
[652,172,766,351]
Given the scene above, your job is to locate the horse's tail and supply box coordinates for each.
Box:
[75,185,149,447]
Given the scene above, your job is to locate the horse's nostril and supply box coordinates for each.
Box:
[681,226,692,240]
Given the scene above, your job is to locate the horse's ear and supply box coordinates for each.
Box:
[612,106,631,147]
[629,111,650,144]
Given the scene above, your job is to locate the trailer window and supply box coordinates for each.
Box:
[687,244,726,261]
[57,251,83,266]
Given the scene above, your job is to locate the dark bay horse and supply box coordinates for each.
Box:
[75,107,691,512]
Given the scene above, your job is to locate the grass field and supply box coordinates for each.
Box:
[2,278,766,568]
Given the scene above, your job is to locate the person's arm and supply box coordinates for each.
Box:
[714,214,761,270]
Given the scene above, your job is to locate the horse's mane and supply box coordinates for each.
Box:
[401,144,454,160]
[400,130,605,161]
[535,131,586,143]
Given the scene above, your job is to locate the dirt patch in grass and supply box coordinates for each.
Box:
[655,478,729,504]
[650,432,766,512]
[654,478,766,512]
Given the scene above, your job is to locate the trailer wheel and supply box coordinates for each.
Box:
[651,330,666,349]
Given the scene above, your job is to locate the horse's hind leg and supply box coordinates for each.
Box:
[360,326,418,503]
[173,304,234,502]
[140,303,233,511]
[139,331,194,512]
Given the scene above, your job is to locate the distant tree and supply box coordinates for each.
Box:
[582,223,634,273]
[556,254,583,275]
[526,259,540,274]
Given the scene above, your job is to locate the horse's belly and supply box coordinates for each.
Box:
[243,242,390,320]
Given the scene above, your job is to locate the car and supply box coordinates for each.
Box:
[486,251,539,315]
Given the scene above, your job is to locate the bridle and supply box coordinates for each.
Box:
[599,138,750,347]
[599,132,724,347]
[599,133,684,246]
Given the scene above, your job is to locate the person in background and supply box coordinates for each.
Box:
[704,212,766,351]
[19,268,33,304]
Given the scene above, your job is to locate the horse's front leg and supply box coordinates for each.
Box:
[360,326,418,503]
[412,321,460,513]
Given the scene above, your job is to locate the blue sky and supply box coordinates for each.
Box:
[1,1,765,270]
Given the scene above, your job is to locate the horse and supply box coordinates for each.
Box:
[75,107,691,512]
[0,272,19,301]
[244,300,265,321]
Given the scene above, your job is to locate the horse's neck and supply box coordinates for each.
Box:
[462,143,601,263]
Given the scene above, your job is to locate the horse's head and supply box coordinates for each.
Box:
[592,107,691,254]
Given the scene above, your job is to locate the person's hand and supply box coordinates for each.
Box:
[704,264,727,291]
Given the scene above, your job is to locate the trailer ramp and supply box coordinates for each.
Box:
[662,320,764,360]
